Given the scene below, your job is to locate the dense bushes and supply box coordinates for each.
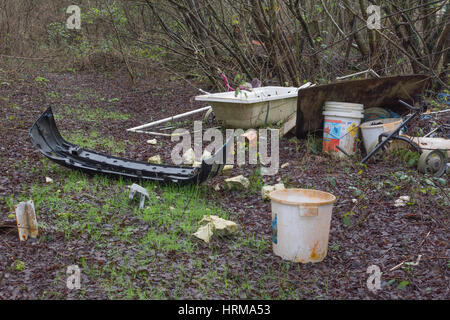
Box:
[0,0,448,91]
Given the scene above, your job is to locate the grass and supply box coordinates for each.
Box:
[54,104,130,122]
[2,160,245,298]
[1,157,309,299]
[61,130,128,155]
[5,76,447,299]
[305,133,321,155]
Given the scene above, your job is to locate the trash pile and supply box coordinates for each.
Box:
[24,72,448,266]
[318,95,449,177]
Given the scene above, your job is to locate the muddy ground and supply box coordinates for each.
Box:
[0,69,448,299]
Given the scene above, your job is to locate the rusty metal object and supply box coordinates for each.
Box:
[418,150,447,177]
[295,75,428,138]
[361,99,423,164]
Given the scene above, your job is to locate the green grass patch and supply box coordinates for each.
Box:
[56,105,130,122]
[61,130,127,155]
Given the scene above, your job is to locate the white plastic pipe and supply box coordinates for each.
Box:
[336,69,380,80]
[298,82,313,90]
[127,106,212,132]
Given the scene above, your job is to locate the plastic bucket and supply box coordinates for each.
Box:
[270,189,336,263]
[360,118,402,153]
[322,102,364,157]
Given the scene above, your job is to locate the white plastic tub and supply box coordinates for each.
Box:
[360,118,402,153]
[269,188,336,263]
[195,86,299,128]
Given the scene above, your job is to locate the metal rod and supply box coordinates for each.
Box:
[336,69,380,81]
[424,126,440,138]
[425,109,450,115]
[198,89,211,95]
[298,82,313,90]
[127,106,212,132]
[336,145,351,157]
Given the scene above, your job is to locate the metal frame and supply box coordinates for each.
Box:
[30,107,230,185]
[361,99,423,164]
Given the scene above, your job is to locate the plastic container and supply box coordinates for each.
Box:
[360,118,402,153]
[322,102,364,157]
[269,188,336,263]
[362,107,391,122]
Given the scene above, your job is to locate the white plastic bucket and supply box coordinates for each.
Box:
[322,102,364,157]
[270,189,336,263]
[360,118,402,153]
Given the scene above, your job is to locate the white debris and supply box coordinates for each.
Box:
[261,183,285,200]
[223,164,233,171]
[192,161,202,168]
[281,162,290,169]
[394,195,411,207]
[224,175,250,190]
[45,177,53,184]
[193,223,214,243]
[202,150,212,160]
[193,215,239,243]
[182,148,195,165]
[146,139,157,145]
[200,215,239,236]
[192,150,213,167]
[148,155,162,164]
[221,164,234,176]
[352,198,358,204]
[128,183,150,209]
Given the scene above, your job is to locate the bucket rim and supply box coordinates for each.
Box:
[324,106,364,110]
[269,188,336,206]
[324,101,364,108]
[360,118,402,129]
[322,110,364,119]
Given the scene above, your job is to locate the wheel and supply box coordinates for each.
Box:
[418,150,447,177]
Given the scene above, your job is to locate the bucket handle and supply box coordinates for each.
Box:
[297,206,318,217]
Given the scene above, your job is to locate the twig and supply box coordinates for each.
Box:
[104,0,135,87]
[320,0,345,37]
[389,254,423,272]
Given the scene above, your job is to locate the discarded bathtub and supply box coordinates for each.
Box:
[195,86,303,128]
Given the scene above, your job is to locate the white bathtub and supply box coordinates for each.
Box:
[195,86,299,128]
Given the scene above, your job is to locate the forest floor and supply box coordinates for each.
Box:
[0,67,448,299]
